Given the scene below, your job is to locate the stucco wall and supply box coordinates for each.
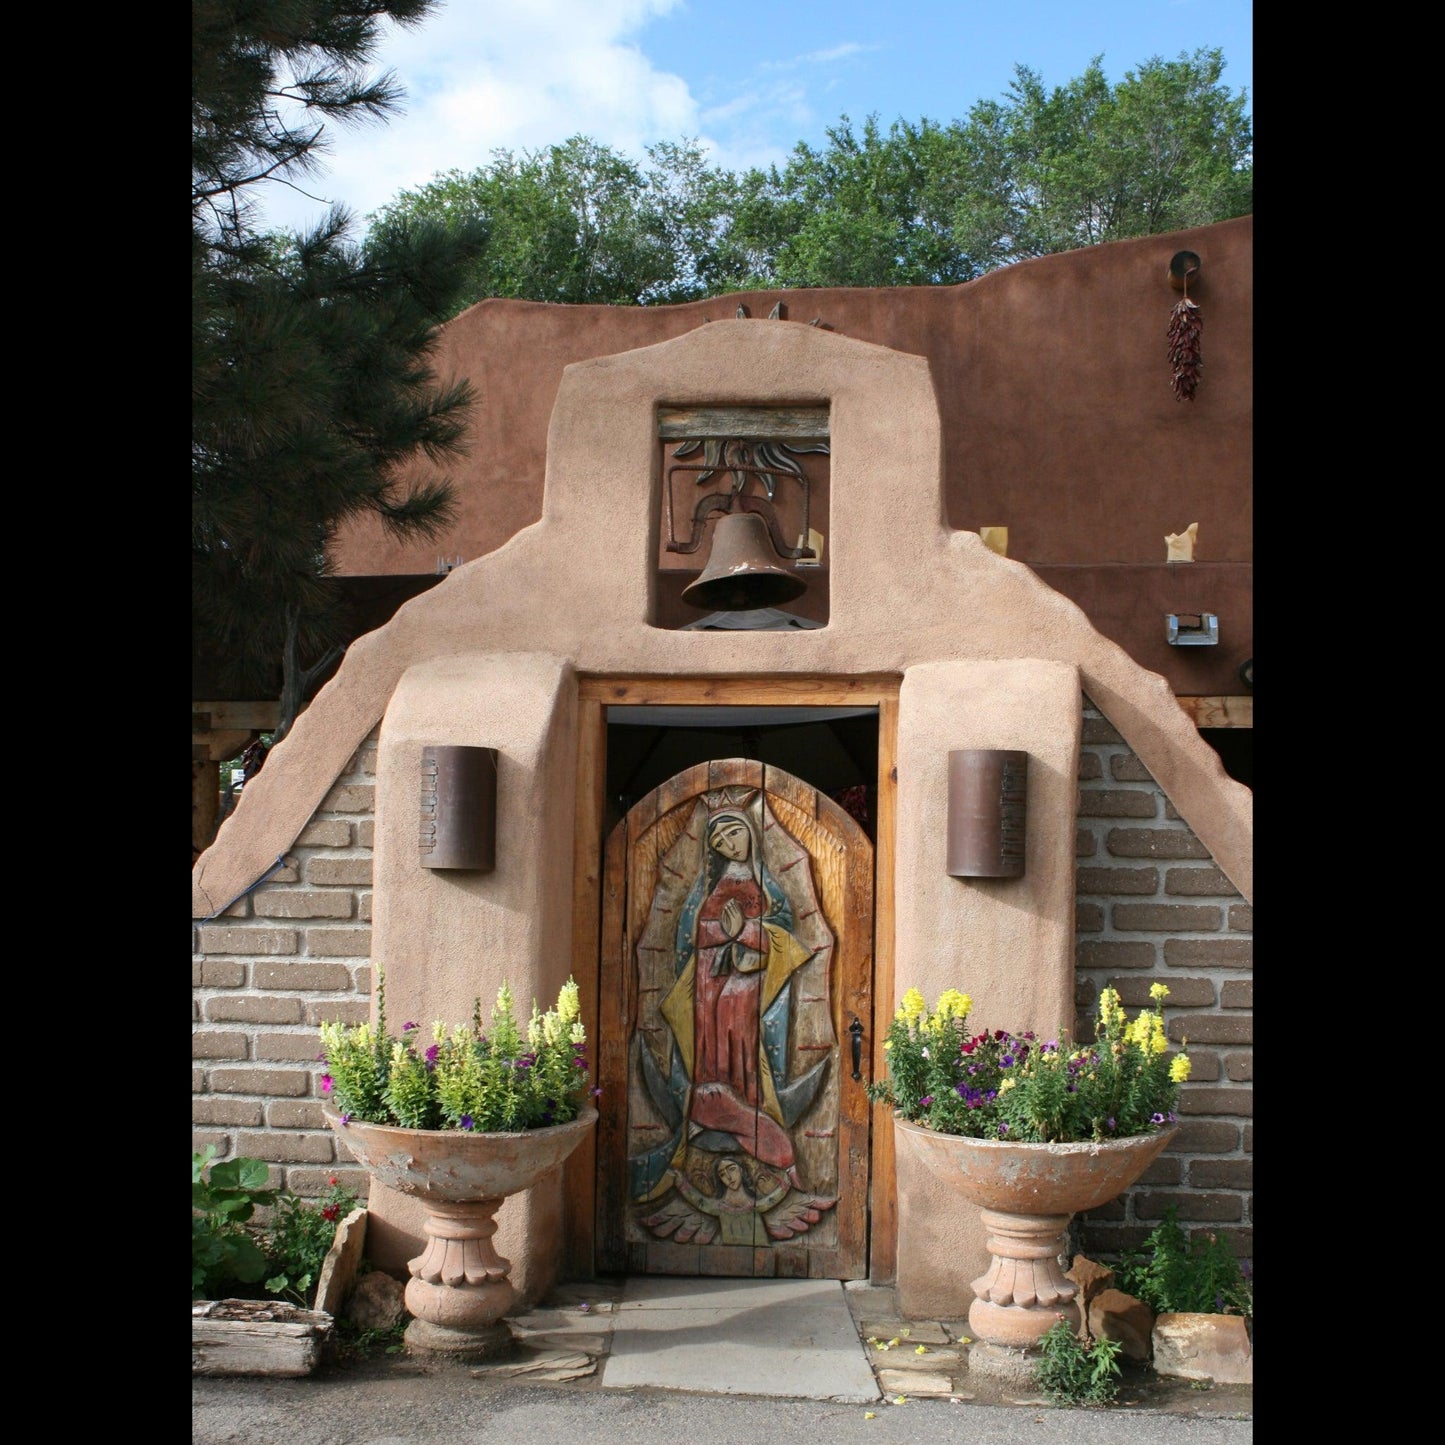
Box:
[190,698,1252,1282]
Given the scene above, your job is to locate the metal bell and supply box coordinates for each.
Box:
[681,511,807,611]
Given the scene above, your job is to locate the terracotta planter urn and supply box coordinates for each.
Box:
[324,1106,597,1358]
[893,1114,1177,1350]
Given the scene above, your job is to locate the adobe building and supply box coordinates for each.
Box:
[191,216,1252,1322]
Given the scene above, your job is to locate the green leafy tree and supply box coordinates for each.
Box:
[192,1,487,739]
[371,135,741,305]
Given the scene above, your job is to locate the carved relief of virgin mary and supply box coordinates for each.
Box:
[627,786,838,1245]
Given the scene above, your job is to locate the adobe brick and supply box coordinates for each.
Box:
[253,961,355,991]
[1163,866,1239,897]
[236,1131,338,1164]
[1175,1048,1220,1081]
[1076,751,1102,779]
[192,1098,265,1127]
[1206,1227,1252,1259]
[1108,976,1215,1008]
[1078,1223,1152,1257]
[289,1166,370,1199]
[192,1031,249,1060]
[357,820,375,848]
[192,960,202,987]
[1073,977,1096,1008]
[1135,1192,1243,1223]
[193,1069,207,1091]
[206,995,305,1024]
[1078,789,1158,819]
[1075,902,1104,932]
[256,1031,329,1063]
[1164,938,1252,969]
[1220,980,1252,1008]
[348,742,379,775]
[199,960,248,988]
[1108,753,1154,782]
[210,1068,312,1097]
[297,820,352,847]
[1227,904,1253,931]
[1242,1125,1251,1152]
[305,997,369,1026]
[195,925,299,955]
[1113,903,1222,932]
[1163,799,1182,821]
[192,1130,230,1155]
[1077,941,1156,970]
[252,889,354,919]
[1223,1052,1252,1081]
[304,926,373,957]
[1178,1086,1253,1116]
[1138,1157,1181,1186]
[1085,1197,1126,1221]
[1077,866,1159,896]
[1189,1159,1253,1189]
[359,892,373,921]
[1075,829,1096,858]
[1171,1121,1240,1153]
[1082,715,1123,744]
[306,857,374,887]
[322,783,375,813]
[1106,828,1210,860]
[267,1100,328,1129]
[1169,1014,1252,1044]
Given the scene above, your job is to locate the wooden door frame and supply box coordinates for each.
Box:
[564,673,900,1282]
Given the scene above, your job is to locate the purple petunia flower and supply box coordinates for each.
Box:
[919,1096,934,1109]
[320,1074,333,1093]
[424,1043,440,1071]
[590,1086,602,1098]
[1106,1116,1116,1131]
[402,1021,419,1032]
[460,1115,475,1130]
[1151,1112,1166,1125]
[998,1121,1010,1136]
[1000,1055,1015,1068]
[339,1113,351,1125]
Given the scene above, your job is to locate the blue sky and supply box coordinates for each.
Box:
[253,0,1253,234]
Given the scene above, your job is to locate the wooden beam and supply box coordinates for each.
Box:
[1177,696,1253,728]
[657,406,829,441]
[192,701,280,733]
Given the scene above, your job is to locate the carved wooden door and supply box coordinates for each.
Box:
[596,758,873,1277]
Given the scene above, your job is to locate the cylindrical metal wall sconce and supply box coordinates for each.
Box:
[946,749,1028,878]
[419,745,497,872]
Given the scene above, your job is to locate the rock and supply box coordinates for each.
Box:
[1089,1288,1154,1360]
[315,1207,367,1317]
[346,1270,407,1332]
[1065,1256,1115,1343]
[1152,1311,1253,1385]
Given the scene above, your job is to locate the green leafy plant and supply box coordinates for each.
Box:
[866,983,1190,1142]
[1033,1317,1123,1407]
[262,1174,361,1307]
[1115,1206,1253,1319]
[192,1147,277,1301]
[318,972,595,1133]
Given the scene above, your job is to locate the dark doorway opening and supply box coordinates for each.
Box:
[605,706,879,840]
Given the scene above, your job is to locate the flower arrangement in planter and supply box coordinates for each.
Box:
[867,982,1190,1142]
[315,973,599,1358]
[871,983,1192,1358]
[318,973,595,1132]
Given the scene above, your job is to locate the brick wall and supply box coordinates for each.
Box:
[1072,701,1252,1267]
[191,704,1253,1270]
[191,734,379,1204]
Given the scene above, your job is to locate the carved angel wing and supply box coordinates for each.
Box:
[763,1192,838,1240]
[638,1194,719,1245]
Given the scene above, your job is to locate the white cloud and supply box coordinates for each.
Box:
[256,0,702,231]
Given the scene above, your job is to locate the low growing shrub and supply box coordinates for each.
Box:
[1114,1206,1252,1319]
[1033,1317,1123,1407]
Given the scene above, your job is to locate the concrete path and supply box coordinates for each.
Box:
[601,1276,880,1402]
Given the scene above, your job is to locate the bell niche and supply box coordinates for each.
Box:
[652,404,831,630]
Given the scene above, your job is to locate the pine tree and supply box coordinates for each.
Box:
[192,1,488,739]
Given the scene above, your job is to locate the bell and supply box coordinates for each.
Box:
[681,511,808,611]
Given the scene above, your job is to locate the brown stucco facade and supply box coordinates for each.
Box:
[192,264,1252,1319]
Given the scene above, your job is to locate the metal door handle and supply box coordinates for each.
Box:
[848,1014,864,1080]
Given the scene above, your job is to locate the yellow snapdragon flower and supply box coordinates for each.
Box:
[1170,1053,1192,1082]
